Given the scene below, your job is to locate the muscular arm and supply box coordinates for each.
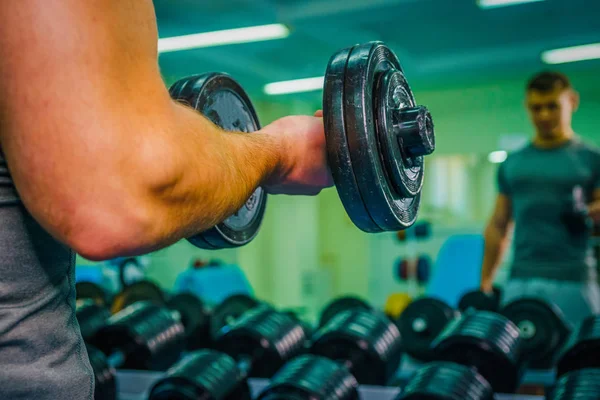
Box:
[0,1,282,260]
[480,194,513,291]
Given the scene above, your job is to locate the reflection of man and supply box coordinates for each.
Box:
[480,71,600,326]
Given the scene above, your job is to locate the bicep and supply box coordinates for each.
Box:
[0,0,169,240]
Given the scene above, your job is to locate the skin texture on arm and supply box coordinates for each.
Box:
[480,194,513,292]
[0,1,331,260]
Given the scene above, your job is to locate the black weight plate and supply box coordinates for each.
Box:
[86,344,117,400]
[458,290,499,313]
[111,280,166,314]
[549,368,600,400]
[169,73,267,249]
[500,297,569,369]
[343,41,421,231]
[76,299,110,343]
[318,295,372,328]
[324,45,382,233]
[76,281,108,306]
[397,361,494,400]
[210,293,260,339]
[257,355,359,400]
[397,297,457,361]
[167,292,212,350]
[557,315,600,377]
[375,67,425,198]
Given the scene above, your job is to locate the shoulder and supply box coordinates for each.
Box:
[571,138,600,166]
[503,143,532,166]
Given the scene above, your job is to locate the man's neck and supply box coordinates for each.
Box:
[533,127,575,149]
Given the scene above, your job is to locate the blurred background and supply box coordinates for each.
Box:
[76,0,600,323]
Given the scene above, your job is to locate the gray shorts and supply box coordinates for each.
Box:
[502,278,600,328]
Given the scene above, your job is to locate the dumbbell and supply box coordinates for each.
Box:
[110,279,166,314]
[396,297,459,361]
[458,286,502,313]
[169,41,435,250]
[148,305,309,399]
[76,281,109,307]
[76,299,110,342]
[398,310,525,399]
[85,295,217,400]
[500,297,571,369]
[318,295,372,328]
[547,315,600,399]
[310,307,403,385]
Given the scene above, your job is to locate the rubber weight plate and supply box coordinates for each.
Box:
[549,368,600,400]
[169,73,266,249]
[432,311,524,394]
[210,293,260,339]
[110,280,166,314]
[556,315,600,377]
[318,295,372,327]
[500,297,571,369]
[167,292,212,350]
[397,361,494,400]
[76,281,108,307]
[397,297,457,361]
[324,45,380,232]
[257,355,359,400]
[334,42,434,231]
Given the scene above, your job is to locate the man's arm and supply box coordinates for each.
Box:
[0,1,302,260]
[480,194,513,292]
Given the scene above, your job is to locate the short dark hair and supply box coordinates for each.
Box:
[526,71,572,92]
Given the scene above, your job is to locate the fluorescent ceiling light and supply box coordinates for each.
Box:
[264,76,325,95]
[477,0,545,9]
[158,24,289,54]
[488,151,508,164]
[542,43,600,65]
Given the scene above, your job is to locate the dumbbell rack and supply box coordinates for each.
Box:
[115,370,544,400]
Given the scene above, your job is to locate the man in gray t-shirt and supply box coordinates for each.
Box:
[480,71,600,326]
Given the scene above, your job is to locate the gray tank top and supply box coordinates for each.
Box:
[0,149,94,399]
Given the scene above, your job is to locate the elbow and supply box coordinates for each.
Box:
[63,201,156,261]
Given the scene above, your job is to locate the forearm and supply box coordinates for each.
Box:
[480,223,510,287]
[67,98,283,260]
[134,101,281,250]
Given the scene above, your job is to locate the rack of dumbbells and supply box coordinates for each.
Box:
[77,280,600,400]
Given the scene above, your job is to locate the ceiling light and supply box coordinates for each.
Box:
[488,151,508,164]
[158,24,289,54]
[264,76,325,95]
[542,43,600,65]
[477,0,545,9]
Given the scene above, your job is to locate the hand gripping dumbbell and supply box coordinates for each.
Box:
[148,304,309,399]
[548,315,600,399]
[86,297,213,400]
[398,310,525,399]
[168,41,435,250]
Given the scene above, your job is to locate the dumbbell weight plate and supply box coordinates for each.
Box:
[76,281,108,307]
[397,361,494,400]
[500,297,570,369]
[397,297,457,361]
[556,315,600,377]
[323,45,381,232]
[167,292,212,350]
[111,280,166,314]
[549,368,600,400]
[86,344,117,400]
[210,294,260,339]
[318,295,372,328]
[169,73,266,249]
[334,42,431,231]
